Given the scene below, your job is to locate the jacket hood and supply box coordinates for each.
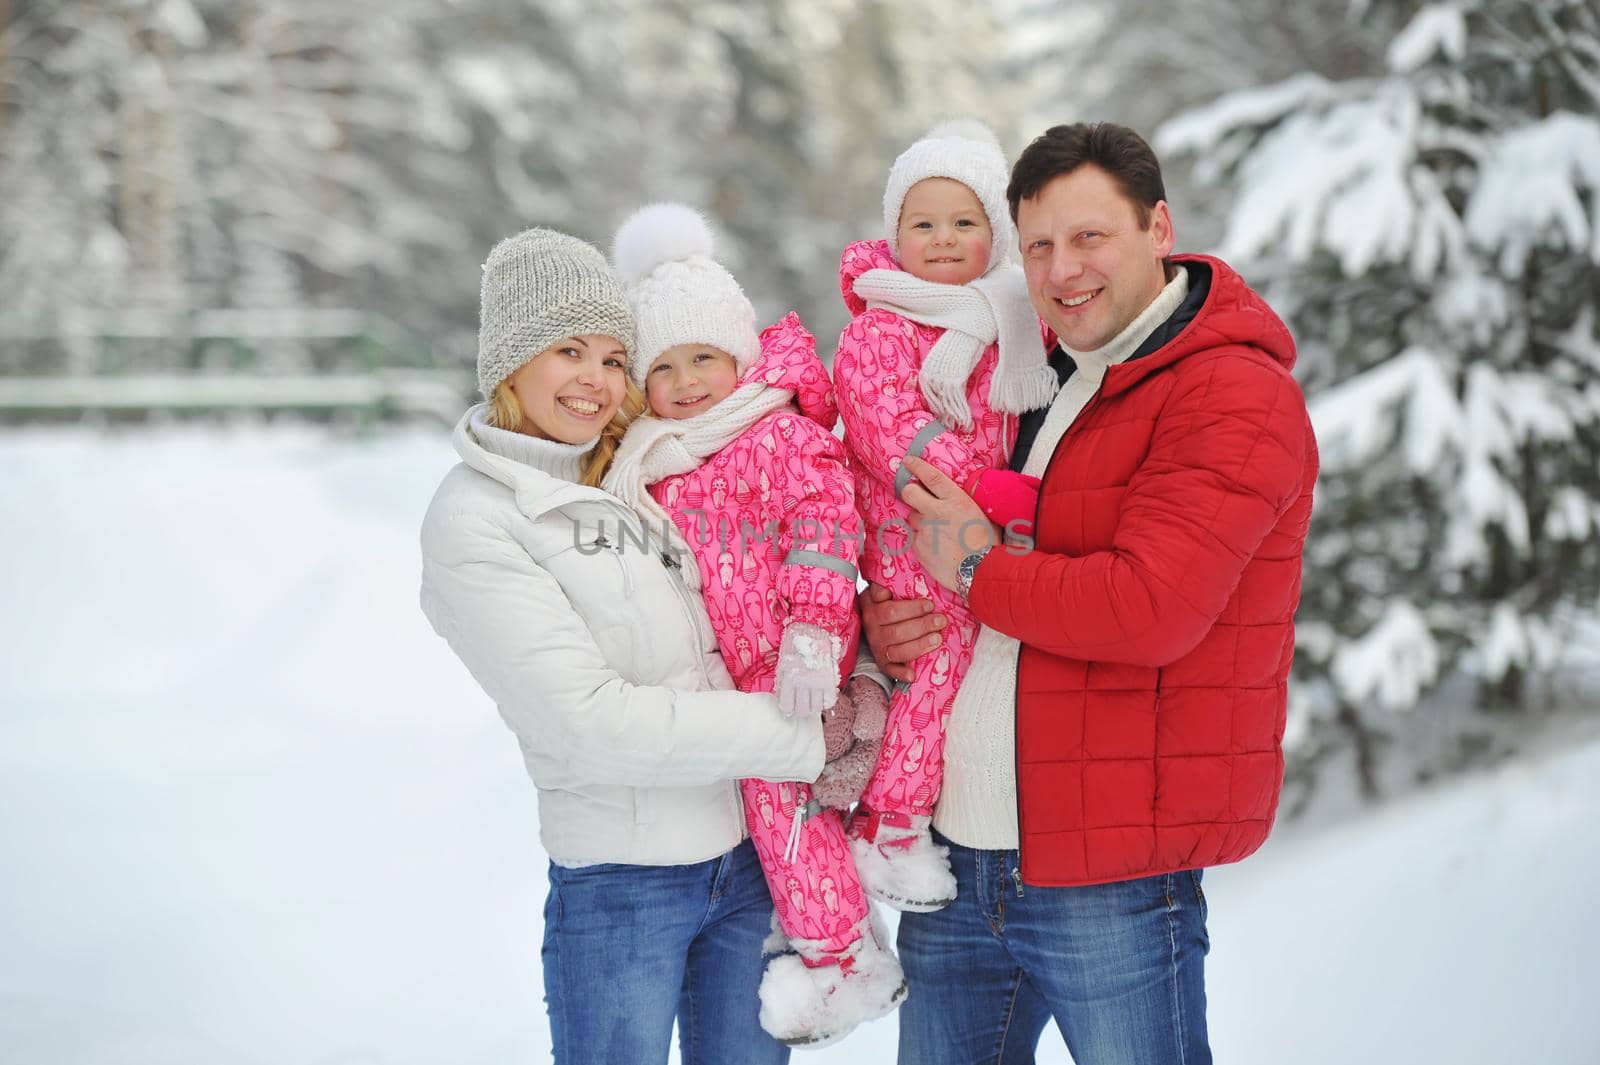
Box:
[1102,255,1296,398]
[739,311,838,431]
[838,239,902,318]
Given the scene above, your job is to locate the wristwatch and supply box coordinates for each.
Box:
[955,546,992,601]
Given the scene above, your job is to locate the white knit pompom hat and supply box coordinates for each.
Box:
[611,203,761,388]
[883,119,1014,275]
[476,227,635,398]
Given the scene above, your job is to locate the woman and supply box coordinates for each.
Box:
[419,227,824,1064]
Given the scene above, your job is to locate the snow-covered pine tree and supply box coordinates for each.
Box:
[724,0,1016,344]
[0,0,472,373]
[1010,0,1406,251]
[378,0,1022,364]
[2,0,1030,380]
[1157,0,1600,797]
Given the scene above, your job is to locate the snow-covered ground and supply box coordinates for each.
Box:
[2,426,1594,1064]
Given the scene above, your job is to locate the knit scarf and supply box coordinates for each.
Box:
[602,378,796,568]
[852,262,1057,431]
[467,403,596,483]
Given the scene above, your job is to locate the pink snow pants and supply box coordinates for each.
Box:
[741,772,867,954]
[857,490,981,821]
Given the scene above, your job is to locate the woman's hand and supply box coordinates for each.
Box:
[821,683,858,761]
[810,741,878,811]
[844,675,888,743]
[811,678,888,810]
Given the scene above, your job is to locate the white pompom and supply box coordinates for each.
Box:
[925,118,1001,148]
[612,202,715,285]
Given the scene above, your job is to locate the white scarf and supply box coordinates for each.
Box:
[852,262,1057,431]
[602,378,797,557]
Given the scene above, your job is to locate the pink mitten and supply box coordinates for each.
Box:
[966,468,1042,537]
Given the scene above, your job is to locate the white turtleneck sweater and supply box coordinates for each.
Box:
[933,268,1191,850]
[468,405,597,483]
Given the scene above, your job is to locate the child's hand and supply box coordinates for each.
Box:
[775,622,842,718]
[966,468,1043,539]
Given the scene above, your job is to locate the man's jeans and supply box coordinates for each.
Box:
[541,838,788,1065]
[898,831,1211,1065]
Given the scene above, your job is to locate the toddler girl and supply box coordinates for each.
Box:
[833,121,1057,911]
[603,203,904,1048]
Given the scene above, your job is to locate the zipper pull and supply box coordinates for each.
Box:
[785,797,822,866]
[594,534,611,550]
[1012,868,1025,898]
[660,549,680,570]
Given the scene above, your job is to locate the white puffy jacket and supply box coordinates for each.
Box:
[420,407,824,865]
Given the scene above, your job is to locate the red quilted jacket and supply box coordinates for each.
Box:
[967,255,1318,887]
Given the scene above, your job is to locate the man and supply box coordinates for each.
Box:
[864,123,1318,1063]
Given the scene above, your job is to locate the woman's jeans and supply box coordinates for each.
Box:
[541,838,788,1065]
[897,831,1211,1065]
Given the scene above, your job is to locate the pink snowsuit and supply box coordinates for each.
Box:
[650,312,868,953]
[833,239,1016,821]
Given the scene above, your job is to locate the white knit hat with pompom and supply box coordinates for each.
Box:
[883,119,1014,274]
[611,203,760,387]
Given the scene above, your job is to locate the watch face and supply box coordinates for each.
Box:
[958,550,985,594]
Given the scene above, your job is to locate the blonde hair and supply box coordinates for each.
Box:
[488,375,645,487]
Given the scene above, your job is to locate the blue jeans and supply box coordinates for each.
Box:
[897,832,1211,1065]
[541,839,788,1065]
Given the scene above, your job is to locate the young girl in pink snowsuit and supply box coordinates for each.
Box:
[603,203,905,1049]
[833,122,1058,911]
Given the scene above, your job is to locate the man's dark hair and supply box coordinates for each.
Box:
[1006,123,1167,228]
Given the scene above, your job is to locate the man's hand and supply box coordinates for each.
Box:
[860,583,945,683]
[901,455,996,594]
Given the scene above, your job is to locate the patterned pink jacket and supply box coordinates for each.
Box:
[651,313,861,693]
[832,240,1017,590]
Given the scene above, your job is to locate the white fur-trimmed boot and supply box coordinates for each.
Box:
[847,806,957,913]
[757,910,907,1049]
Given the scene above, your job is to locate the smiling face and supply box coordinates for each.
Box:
[645,343,740,420]
[895,177,993,285]
[1017,164,1174,353]
[506,334,629,443]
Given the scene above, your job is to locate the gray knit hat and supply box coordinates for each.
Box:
[883,119,1014,275]
[476,227,636,398]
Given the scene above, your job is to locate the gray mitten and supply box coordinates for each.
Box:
[811,677,889,810]
[847,676,889,743]
[821,684,859,761]
[811,737,880,811]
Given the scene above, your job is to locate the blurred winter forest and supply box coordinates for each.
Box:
[2,0,1597,811]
